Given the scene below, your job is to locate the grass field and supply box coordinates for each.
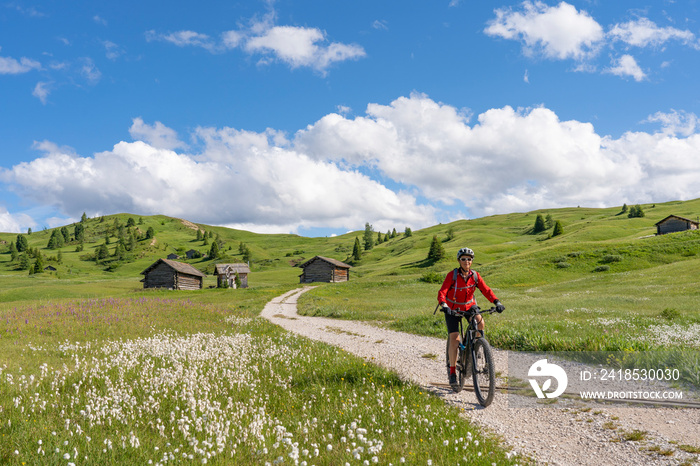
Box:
[2,201,700,463]
[0,291,520,465]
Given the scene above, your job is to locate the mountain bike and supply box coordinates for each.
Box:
[436,304,498,407]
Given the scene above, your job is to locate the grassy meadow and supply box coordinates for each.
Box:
[2,201,700,463]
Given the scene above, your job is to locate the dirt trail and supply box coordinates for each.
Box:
[261,287,700,466]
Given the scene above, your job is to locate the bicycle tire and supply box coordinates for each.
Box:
[472,338,496,407]
[445,338,467,393]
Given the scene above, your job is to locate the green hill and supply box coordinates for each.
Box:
[2,200,699,381]
[2,200,700,298]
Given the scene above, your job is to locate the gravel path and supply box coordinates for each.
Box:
[261,287,700,466]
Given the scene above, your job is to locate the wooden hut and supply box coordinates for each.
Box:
[141,258,205,290]
[655,215,699,235]
[214,263,251,288]
[298,256,351,283]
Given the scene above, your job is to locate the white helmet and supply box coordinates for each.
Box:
[457,247,474,260]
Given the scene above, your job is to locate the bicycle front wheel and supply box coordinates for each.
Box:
[472,338,496,407]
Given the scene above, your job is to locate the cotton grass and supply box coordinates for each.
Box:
[0,298,518,465]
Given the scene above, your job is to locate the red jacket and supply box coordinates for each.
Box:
[437,268,498,311]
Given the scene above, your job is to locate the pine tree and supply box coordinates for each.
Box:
[209,241,220,259]
[552,220,564,237]
[10,242,18,262]
[405,227,412,237]
[16,234,29,253]
[146,227,155,239]
[363,223,374,251]
[352,237,362,261]
[33,254,45,274]
[533,214,547,233]
[96,243,109,262]
[81,212,88,223]
[18,253,30,270]
[427,235,445,262]
[622,203,628,214]
[391,228,397,238]
[377,231,383,244]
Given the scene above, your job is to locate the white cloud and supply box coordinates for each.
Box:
[103,40,124,60]
[484,1,604,60]
[129,118,187,150]
[606,54,646,81]
[644,110,700,137]
[5,94,700,233]
[295,93,700,216]
[244,25,365,73]
[146,15,366,73]
[80,58,102,84]
[0,55,41,74]
[145,30,217,52]
[0,208,34,233]
[32,81,51,104]
[608,17,698,49]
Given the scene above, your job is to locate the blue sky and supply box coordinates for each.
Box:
[2,0,700,236]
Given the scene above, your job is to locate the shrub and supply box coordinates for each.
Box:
[419,271,445,284]
[660,308,681,321]
[601,254,622,263]
[555,262,570,268]
[593,265,610,272]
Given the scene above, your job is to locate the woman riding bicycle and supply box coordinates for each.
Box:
[438,247,505,389]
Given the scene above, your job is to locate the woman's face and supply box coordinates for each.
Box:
[459,256,473,270]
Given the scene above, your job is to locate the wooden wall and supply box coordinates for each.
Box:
[144,262,202,290]
[658,218,698,235]
[300,261,348,283]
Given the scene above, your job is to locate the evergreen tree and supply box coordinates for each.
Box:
[74,223,85,243]
[196,229,203,241]
[128,234,137,251]
[377,231,383,244]
[57,250,63,264]
[533,214,547,233]
[552,220,564,237]
[113,243,126,260]
[404,227,412,237]
[81,212,88,223]
[18,253,30,270]
[146,226,155,239]
[545,214,554,229]
[33,254,45,274]
[10,242,18,262]
[96,243,110,262]
[27,227,32,235]
[363,223,374,251]
[16,234,29,252]
[628,205,645,218]
[352,237,362,261]
[127,217,136,227]
[391,228,397,238]
[621,203,628,214]
[209,241,220,259]
[47,230,64,249]
[61,226,70,242]
[427,235,445,262]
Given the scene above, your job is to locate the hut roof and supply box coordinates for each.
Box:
[140,258,206,277]
[214,263,251,274]
[299,256,352,269]
[655,215,699,226]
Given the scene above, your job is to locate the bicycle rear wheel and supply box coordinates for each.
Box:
[472,338,496,407]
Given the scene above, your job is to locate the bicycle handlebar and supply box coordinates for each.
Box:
[434,304,497,317]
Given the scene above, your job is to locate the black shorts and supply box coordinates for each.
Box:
[445,312,464,334]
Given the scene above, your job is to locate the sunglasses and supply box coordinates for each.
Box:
[459,257,473,262]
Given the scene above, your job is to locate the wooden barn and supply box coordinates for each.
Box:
[214,263,251,288]
[298,256,351,283]
[141,259,205,290]
[655,215,699,235]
